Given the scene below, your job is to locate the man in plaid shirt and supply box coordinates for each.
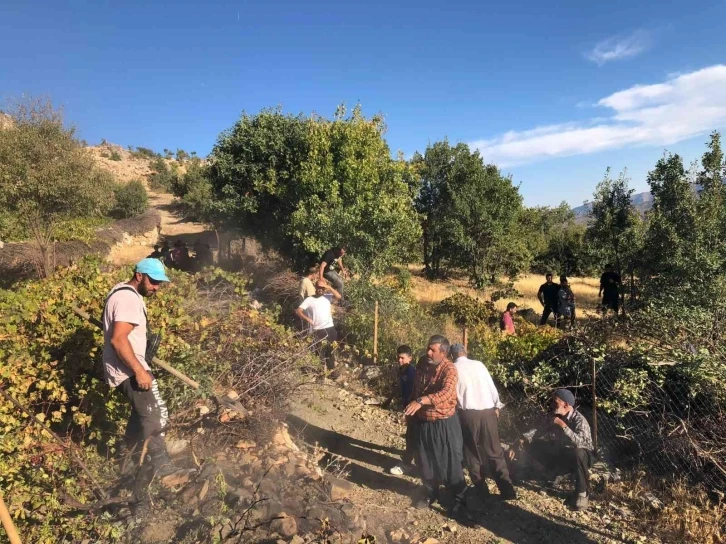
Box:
[404,335,467,517]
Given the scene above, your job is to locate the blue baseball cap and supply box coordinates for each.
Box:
[135,258,170,282]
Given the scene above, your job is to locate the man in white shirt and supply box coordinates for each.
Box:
[295,280,341,369]
[451,343,516,501]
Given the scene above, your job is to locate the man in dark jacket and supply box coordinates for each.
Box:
[537,273,560,326]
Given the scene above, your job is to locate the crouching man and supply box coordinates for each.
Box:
[516,388,595,511]
[103,258,177,478]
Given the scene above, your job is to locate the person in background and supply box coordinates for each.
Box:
[513,388,595,511]
[102,258,178,482]
[299,266,318,301]
[501,302,518,336]
[557,276,576,330]
[537,273,560,326]
[160,241,172,267]
[295,280,342,370]
[599,264,622,315]
[148,244,163,260]
[450,343,516,501]
[405,335,467,518]
[390,345,418,476]
[319,246,348,300]
[170,241,183,269]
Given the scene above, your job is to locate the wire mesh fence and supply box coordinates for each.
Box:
[492,349,726,493]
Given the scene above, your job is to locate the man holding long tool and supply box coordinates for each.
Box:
[103,258,176,476]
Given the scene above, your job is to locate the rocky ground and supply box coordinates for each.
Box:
[285,368,655,544]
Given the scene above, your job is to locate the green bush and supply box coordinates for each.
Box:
[112,179,148,218]
[148,157,177,191]
[109,150,122,161]
[0,259,311,542]
[130,146,158,159]
[434,293,496,326]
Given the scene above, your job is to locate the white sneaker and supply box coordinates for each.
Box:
[390,463,413,475]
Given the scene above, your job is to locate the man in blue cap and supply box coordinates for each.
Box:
[515,388,595,511]
[103,258,175,479]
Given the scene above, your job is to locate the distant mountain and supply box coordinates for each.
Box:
[573,190,655,221]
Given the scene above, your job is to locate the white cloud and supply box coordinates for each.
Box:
[470,65,726,167]
[585,29,653,65]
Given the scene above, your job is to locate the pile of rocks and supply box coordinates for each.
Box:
[124,424,371,543]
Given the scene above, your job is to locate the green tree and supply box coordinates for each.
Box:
[207,105,421,273]
[0,98,114,276]
[642,152,702,298]
[586,168,641,309]
[413,140,525,287]
[696,131,726,271]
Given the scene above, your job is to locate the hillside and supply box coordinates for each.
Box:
[572,190,654,221]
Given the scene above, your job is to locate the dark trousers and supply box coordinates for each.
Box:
[528,441,595,494]
[402,417,417,465]
[540,304,559,326]
[459,408,514,494]
[313,327,337,370]
[415,415,467,503]
[323,271,344,299]
[602,293,619,313]
[117,377,169,461]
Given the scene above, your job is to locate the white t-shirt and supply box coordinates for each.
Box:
[454,356,504,411]
[298,295,334,331]
[102,283,150,387]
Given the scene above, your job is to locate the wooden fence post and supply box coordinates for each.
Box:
[373,301,379,364]
[463,326,468,351]
[592,357,598,453]
[0,493,22,544]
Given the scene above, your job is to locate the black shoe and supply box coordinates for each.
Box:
[477,481,491,499]
[499,482,518,501]
[447,500,466,519]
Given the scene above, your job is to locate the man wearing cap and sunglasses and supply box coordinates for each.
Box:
[103,258,176,478]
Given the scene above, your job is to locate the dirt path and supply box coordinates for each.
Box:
[288,382,648,544]
[107,190,211,265]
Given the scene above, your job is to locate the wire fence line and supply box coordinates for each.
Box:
[493,357,726,493]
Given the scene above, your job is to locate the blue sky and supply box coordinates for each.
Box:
[2,0,726,208]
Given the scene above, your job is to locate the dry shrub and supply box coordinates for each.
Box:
[604,474,725,544]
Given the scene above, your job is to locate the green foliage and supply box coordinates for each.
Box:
[0,97,116,276]
[148,156,178,191]
[412,140,526,286]
[434,293,496,326]
[523,204,599,276]
[130,146,158,159]
[109,150,122,161]
[207,105,421,274]
[341,278,444,363]
[112,179,149,218]
[586,168,642,304]
[0,259,306,542]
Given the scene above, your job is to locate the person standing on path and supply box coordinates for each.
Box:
[319,247,348,300]
[295,280,342,370]
[537,273,560,326]
[599,264,622,315]
[404,335,467,518]
[450,343,517,501]
[103,258,176,478]
[390,346,418,476]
